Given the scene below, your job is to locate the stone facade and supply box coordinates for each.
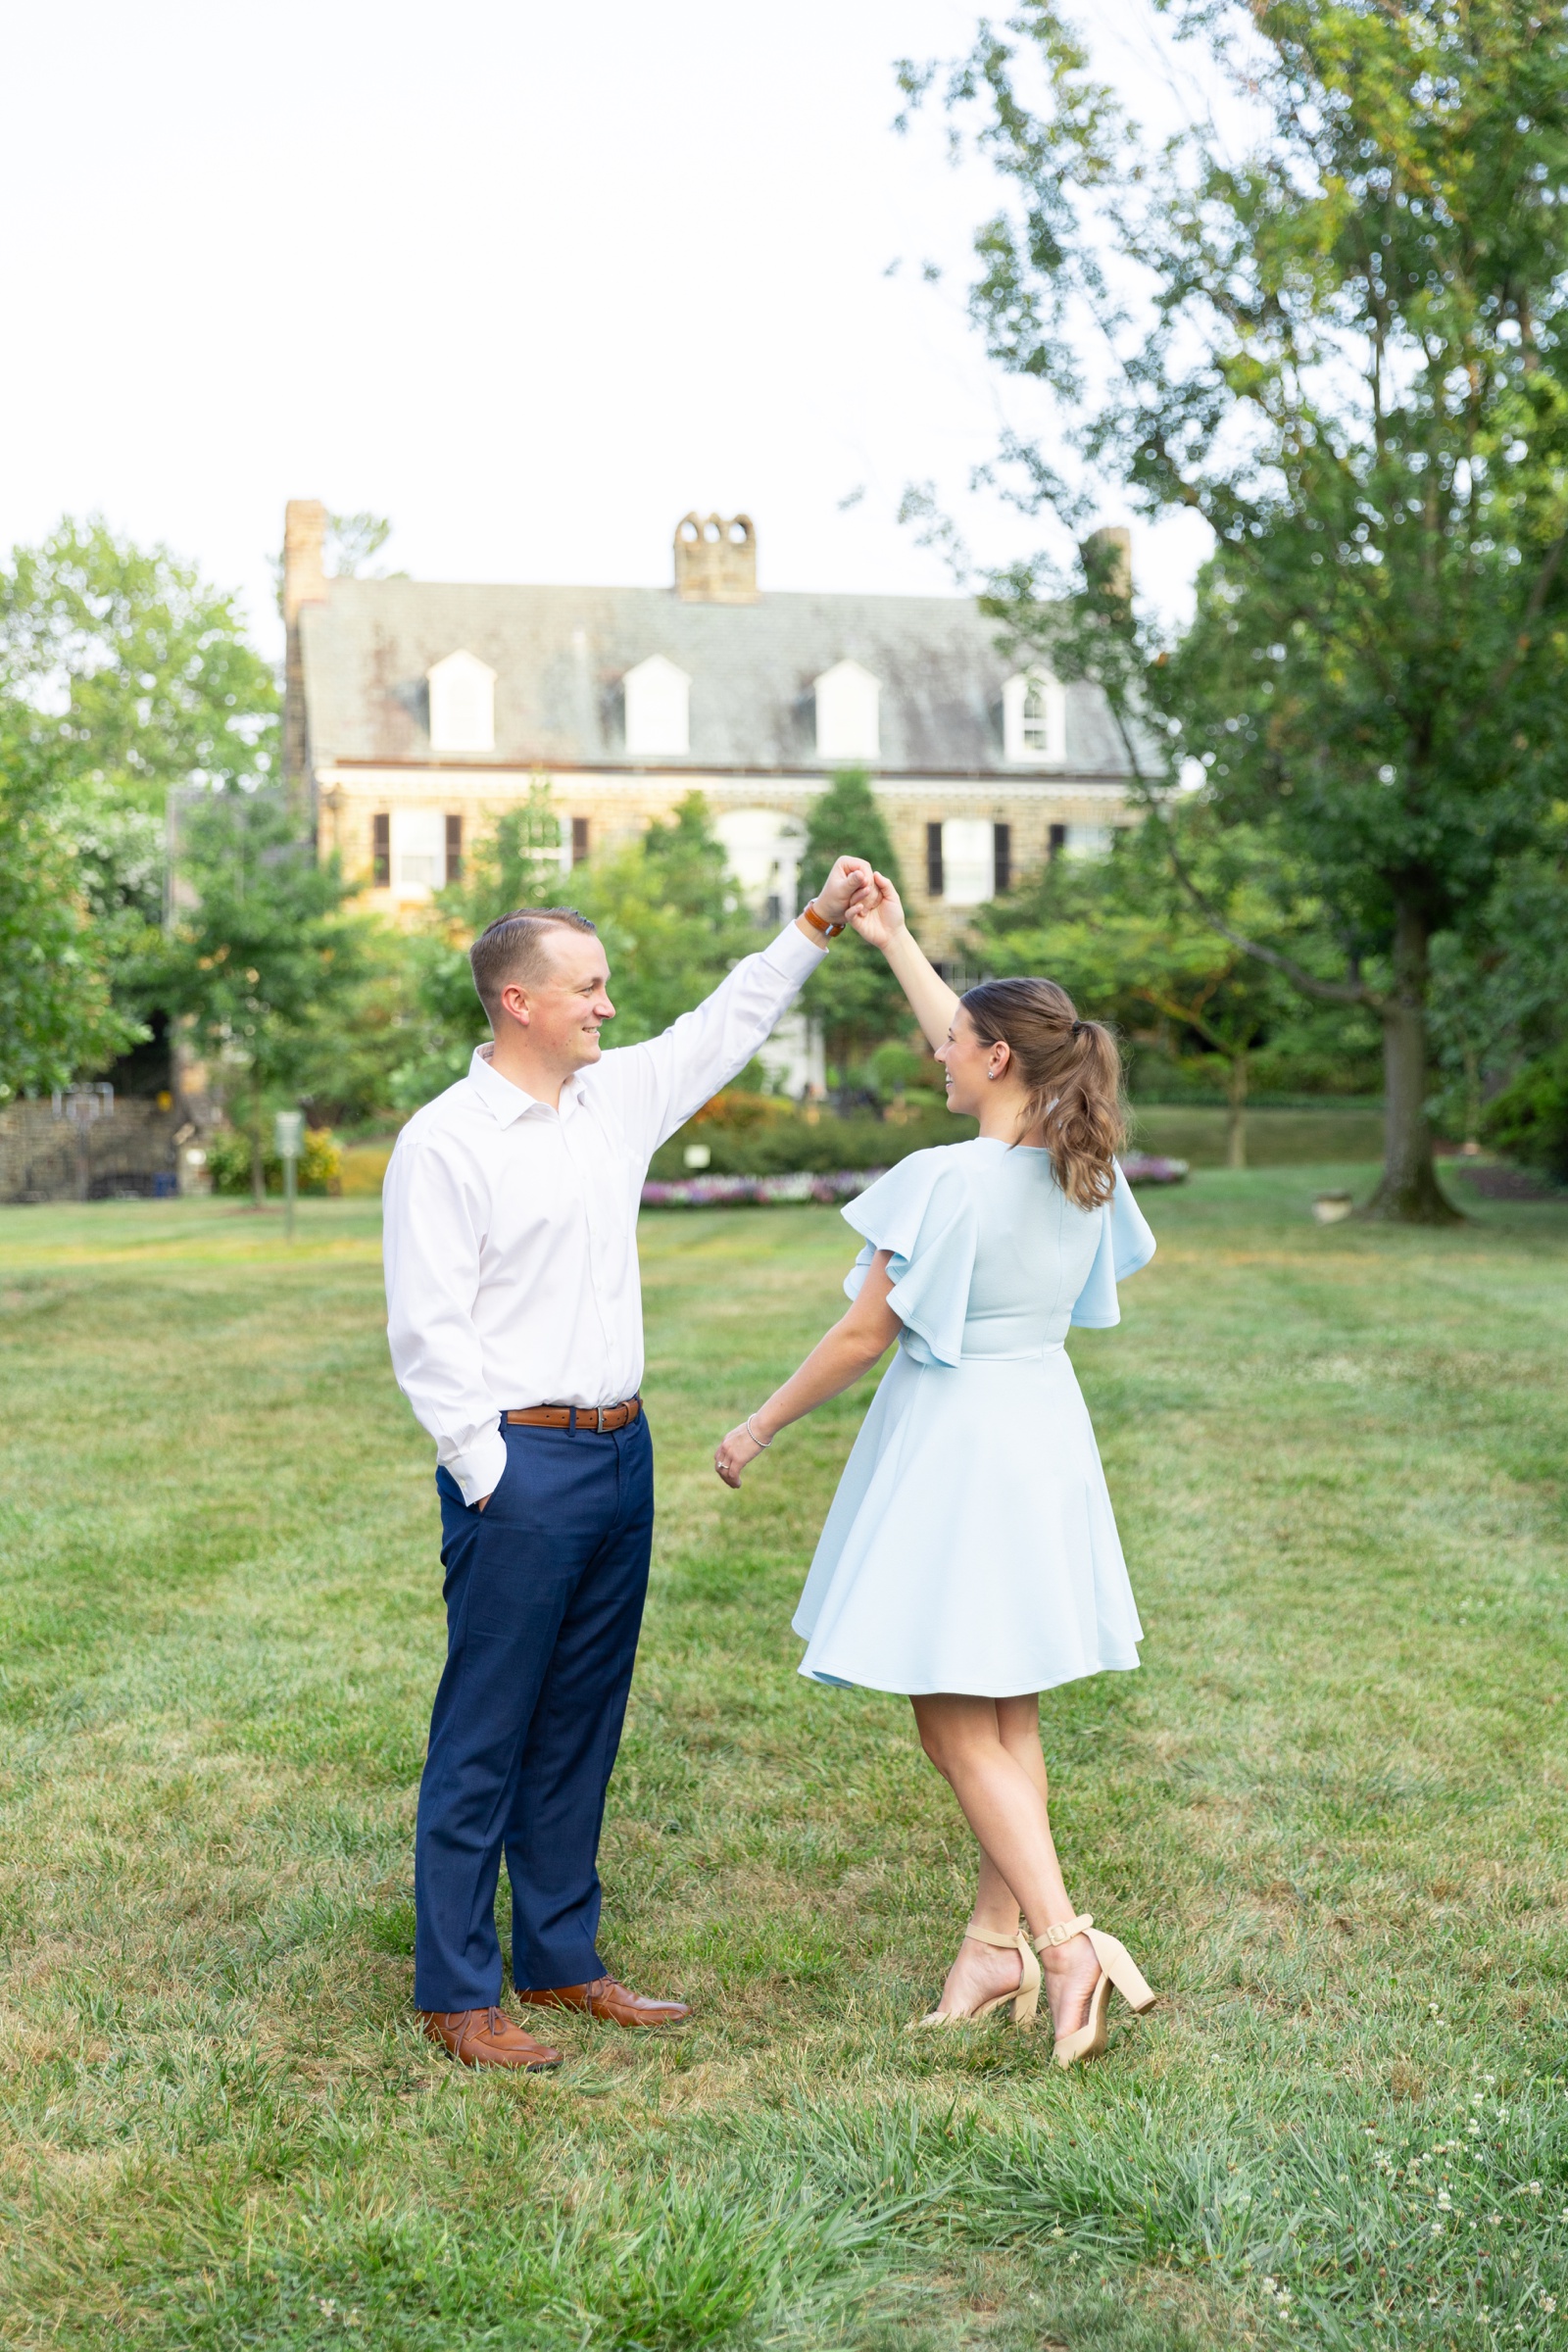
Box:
[284,505,1143,964]
[0,1098,180,1206]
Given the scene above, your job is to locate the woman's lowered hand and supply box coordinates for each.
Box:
[713,1421,767,1488]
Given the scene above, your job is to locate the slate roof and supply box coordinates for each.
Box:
[298,579,1134,778]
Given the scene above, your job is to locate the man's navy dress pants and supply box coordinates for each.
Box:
[415,1411,655,2013]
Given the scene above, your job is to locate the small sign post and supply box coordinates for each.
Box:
[274,1109,305,1242]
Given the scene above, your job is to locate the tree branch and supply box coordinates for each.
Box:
[1160,821,1383,1010]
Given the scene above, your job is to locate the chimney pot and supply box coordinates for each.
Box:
[673,512,759,604]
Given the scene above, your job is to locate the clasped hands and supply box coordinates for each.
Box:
[808,858,904,939]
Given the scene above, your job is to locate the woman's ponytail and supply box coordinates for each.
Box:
[961,978,1126,1208]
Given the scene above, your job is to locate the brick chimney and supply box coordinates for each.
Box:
[673,512,759,604]
[282,500,328,802]
[1081,524,1132,604]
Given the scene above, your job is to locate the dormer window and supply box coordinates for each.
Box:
[623,655,690,757]
[427,651,496,753]
[1004,668,1066,764]
[813,660,880,762]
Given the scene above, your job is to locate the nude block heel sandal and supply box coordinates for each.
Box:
[1035,1913,1155,2069]
[910,1924,1043,2030]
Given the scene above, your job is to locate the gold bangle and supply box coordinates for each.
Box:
[802,899,844,941]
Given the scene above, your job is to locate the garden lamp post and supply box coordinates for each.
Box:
[274,1109,304,1242]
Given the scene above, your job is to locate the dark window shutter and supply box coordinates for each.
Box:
[1048,822,1067,859]
[926,822,944,898]
[445,814,464,885]
[572,815,590,866]
[372,812,390,886]
[993,822,1011,897]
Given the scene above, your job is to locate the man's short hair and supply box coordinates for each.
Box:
[469,907,599,1024]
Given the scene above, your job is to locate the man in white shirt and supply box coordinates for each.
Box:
[383,858,870,2069]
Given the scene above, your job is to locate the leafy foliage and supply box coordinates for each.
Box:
[387,790,762,1110]
[801,769,910,1083]
[906,0,1568,1216]
[0,515,277,812]
[974,814,1376,1161]
[204,1124,343,1198]
[0,716,141,1100]
[573,792,760,1046]
[145,789,365,1195]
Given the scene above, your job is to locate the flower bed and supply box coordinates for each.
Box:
[640,1154,1188,1209]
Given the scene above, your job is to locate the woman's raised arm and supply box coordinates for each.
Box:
[848,872,960,1054]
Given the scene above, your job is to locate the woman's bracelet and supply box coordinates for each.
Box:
[745,1414,773,1450]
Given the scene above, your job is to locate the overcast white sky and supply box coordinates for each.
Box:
[5,0,1226,662]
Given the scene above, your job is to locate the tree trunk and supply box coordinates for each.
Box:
[1224,1052,1249,1169]
[1364,901,1461,1223]
[250,1111,267,1211]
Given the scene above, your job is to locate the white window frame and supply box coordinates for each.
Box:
[813,659,880,762]
[390,807,448,896]
[427,650,496,754]
[941,818,996,906]
[1004,668,1066,764]
[714,807,807,924]
[623,655,691,757]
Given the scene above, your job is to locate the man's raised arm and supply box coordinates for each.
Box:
[592,857,872,1157]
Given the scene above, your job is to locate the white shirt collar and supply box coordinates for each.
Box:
[466,1043,585,1127]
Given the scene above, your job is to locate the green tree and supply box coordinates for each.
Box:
[573,793,759,1045]
[388,781,575,1108]
[975,816,1339,1166]
[0,516,278,813]
[147,790,364,1204]
[801,770,908,1086]
[389,789,761,1109]
[905,0,1568,1219]
[0,717,139,1102]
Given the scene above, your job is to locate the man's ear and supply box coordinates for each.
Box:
[497,981,532,1028]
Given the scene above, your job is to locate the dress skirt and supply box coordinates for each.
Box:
[792,1343,1144,1697]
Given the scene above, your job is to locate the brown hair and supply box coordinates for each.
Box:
[469,906,599,1024]
[960,977,1125,1208]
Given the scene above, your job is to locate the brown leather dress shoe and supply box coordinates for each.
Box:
[515,1975,690,2029]
[419,2006,564,2070]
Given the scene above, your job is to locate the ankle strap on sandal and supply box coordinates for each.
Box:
[962,1921,1029,1950]
[1033,1913,1094,1949]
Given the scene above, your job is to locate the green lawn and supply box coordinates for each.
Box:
[0,1173,1564,2350]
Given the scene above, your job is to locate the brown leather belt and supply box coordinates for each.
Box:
[504,1397,642,1434]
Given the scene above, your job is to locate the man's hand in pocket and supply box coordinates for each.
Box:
[476,1494,492,1512]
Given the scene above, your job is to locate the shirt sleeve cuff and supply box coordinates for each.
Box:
[762,918,829,983]
[446,1425,509,1508]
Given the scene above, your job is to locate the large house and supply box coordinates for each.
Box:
[283,500,1140,962]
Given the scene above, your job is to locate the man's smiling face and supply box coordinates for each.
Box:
[497,928,615,1072]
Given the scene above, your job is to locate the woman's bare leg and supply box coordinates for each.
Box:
[912,1691,1100,2032]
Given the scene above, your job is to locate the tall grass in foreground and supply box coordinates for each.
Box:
[0,1173,1562,2349]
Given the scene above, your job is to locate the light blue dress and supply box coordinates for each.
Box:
[792,1138,1156,1697]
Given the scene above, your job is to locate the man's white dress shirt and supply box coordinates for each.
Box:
[383,920,825,1506]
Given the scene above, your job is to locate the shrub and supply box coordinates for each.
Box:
[205,1125,342,1197]
[649,1101,972,1181]
[1481,1047,1568,1181]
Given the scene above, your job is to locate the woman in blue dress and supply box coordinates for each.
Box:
[714,874,1157,2066]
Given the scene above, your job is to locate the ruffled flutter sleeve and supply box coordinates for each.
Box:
[1069,1161,1157,1330]
[840,1150,976,1368]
